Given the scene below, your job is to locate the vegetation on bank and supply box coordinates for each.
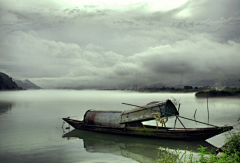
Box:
[156,119,240,163]
[139,86,200,93]
[195,89,240,97]
[139,86,240,97]
[156,138,240,163]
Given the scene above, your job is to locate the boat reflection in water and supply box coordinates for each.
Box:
[62,129,217,163]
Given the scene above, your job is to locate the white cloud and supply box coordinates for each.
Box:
[0,0,240,88]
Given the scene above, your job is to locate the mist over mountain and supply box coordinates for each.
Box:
[58,78,240,90]
[185,79,240,88]
[137,78,240,90]
[146,83,166,88]
[14,79,42,89]
[1,71,239,90]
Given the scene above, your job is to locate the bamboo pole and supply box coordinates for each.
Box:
[193,109,197,125]
[122,103,149,109]
[174,104,180,129]
[194,109,197,120]
[207,97,209,124]
[176,115,217,127]
[122,102,218,127]
[175,115,186,129]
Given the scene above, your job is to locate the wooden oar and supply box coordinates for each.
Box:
[122,102,218,127]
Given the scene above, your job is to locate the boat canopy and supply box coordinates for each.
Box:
[84,110,125,128]
[83,110,144,128]
[119,99,179,124]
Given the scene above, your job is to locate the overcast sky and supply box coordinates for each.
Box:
[0,0,240,88]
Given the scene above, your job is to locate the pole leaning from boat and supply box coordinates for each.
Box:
[122,102,218,128]
[174,104,181,129]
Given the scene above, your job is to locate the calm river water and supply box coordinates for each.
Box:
[0,90,239,163]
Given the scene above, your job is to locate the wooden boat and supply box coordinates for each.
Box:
[63,100,233,140]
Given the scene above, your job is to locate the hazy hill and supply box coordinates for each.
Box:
[186,79,216,87]
[147,82,166,88]
[144,78,240,90]
[14,79,42,89]
[0,72,23,90]
[186,79,240,88]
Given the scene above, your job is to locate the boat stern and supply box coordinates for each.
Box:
[218,126,233,133]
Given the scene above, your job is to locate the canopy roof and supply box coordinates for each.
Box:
[119,99,179,124]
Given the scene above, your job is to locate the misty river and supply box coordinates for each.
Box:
[0,90,239,163]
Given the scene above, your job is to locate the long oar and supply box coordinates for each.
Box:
[122,102,218,127]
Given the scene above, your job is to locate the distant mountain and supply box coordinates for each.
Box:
[185,79,216,87]
[222,78,240,87]
[14,79,42,89]
[185,79,200,87]
[185,79,240,88]
[147,82,166,88]
[143,78,240,90]
[0,72,23,90]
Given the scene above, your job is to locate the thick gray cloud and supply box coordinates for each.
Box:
[0,0,240,88]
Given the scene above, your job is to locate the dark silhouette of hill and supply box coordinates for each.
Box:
[0,72,23,90]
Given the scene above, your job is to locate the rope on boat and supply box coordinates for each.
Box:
[152,112,168,124]
[152,112,168,127]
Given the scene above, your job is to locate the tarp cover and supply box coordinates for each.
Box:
[119,100,179,124]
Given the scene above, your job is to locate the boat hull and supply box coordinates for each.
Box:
[62,118,233,140]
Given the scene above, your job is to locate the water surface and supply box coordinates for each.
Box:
[0,90,239,163]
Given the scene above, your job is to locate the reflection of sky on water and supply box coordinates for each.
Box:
[0,90,239,162]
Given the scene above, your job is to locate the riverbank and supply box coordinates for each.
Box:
[156,128,240,162]
[195,90,240,97]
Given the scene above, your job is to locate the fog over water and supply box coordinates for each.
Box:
[0,90,239,162]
